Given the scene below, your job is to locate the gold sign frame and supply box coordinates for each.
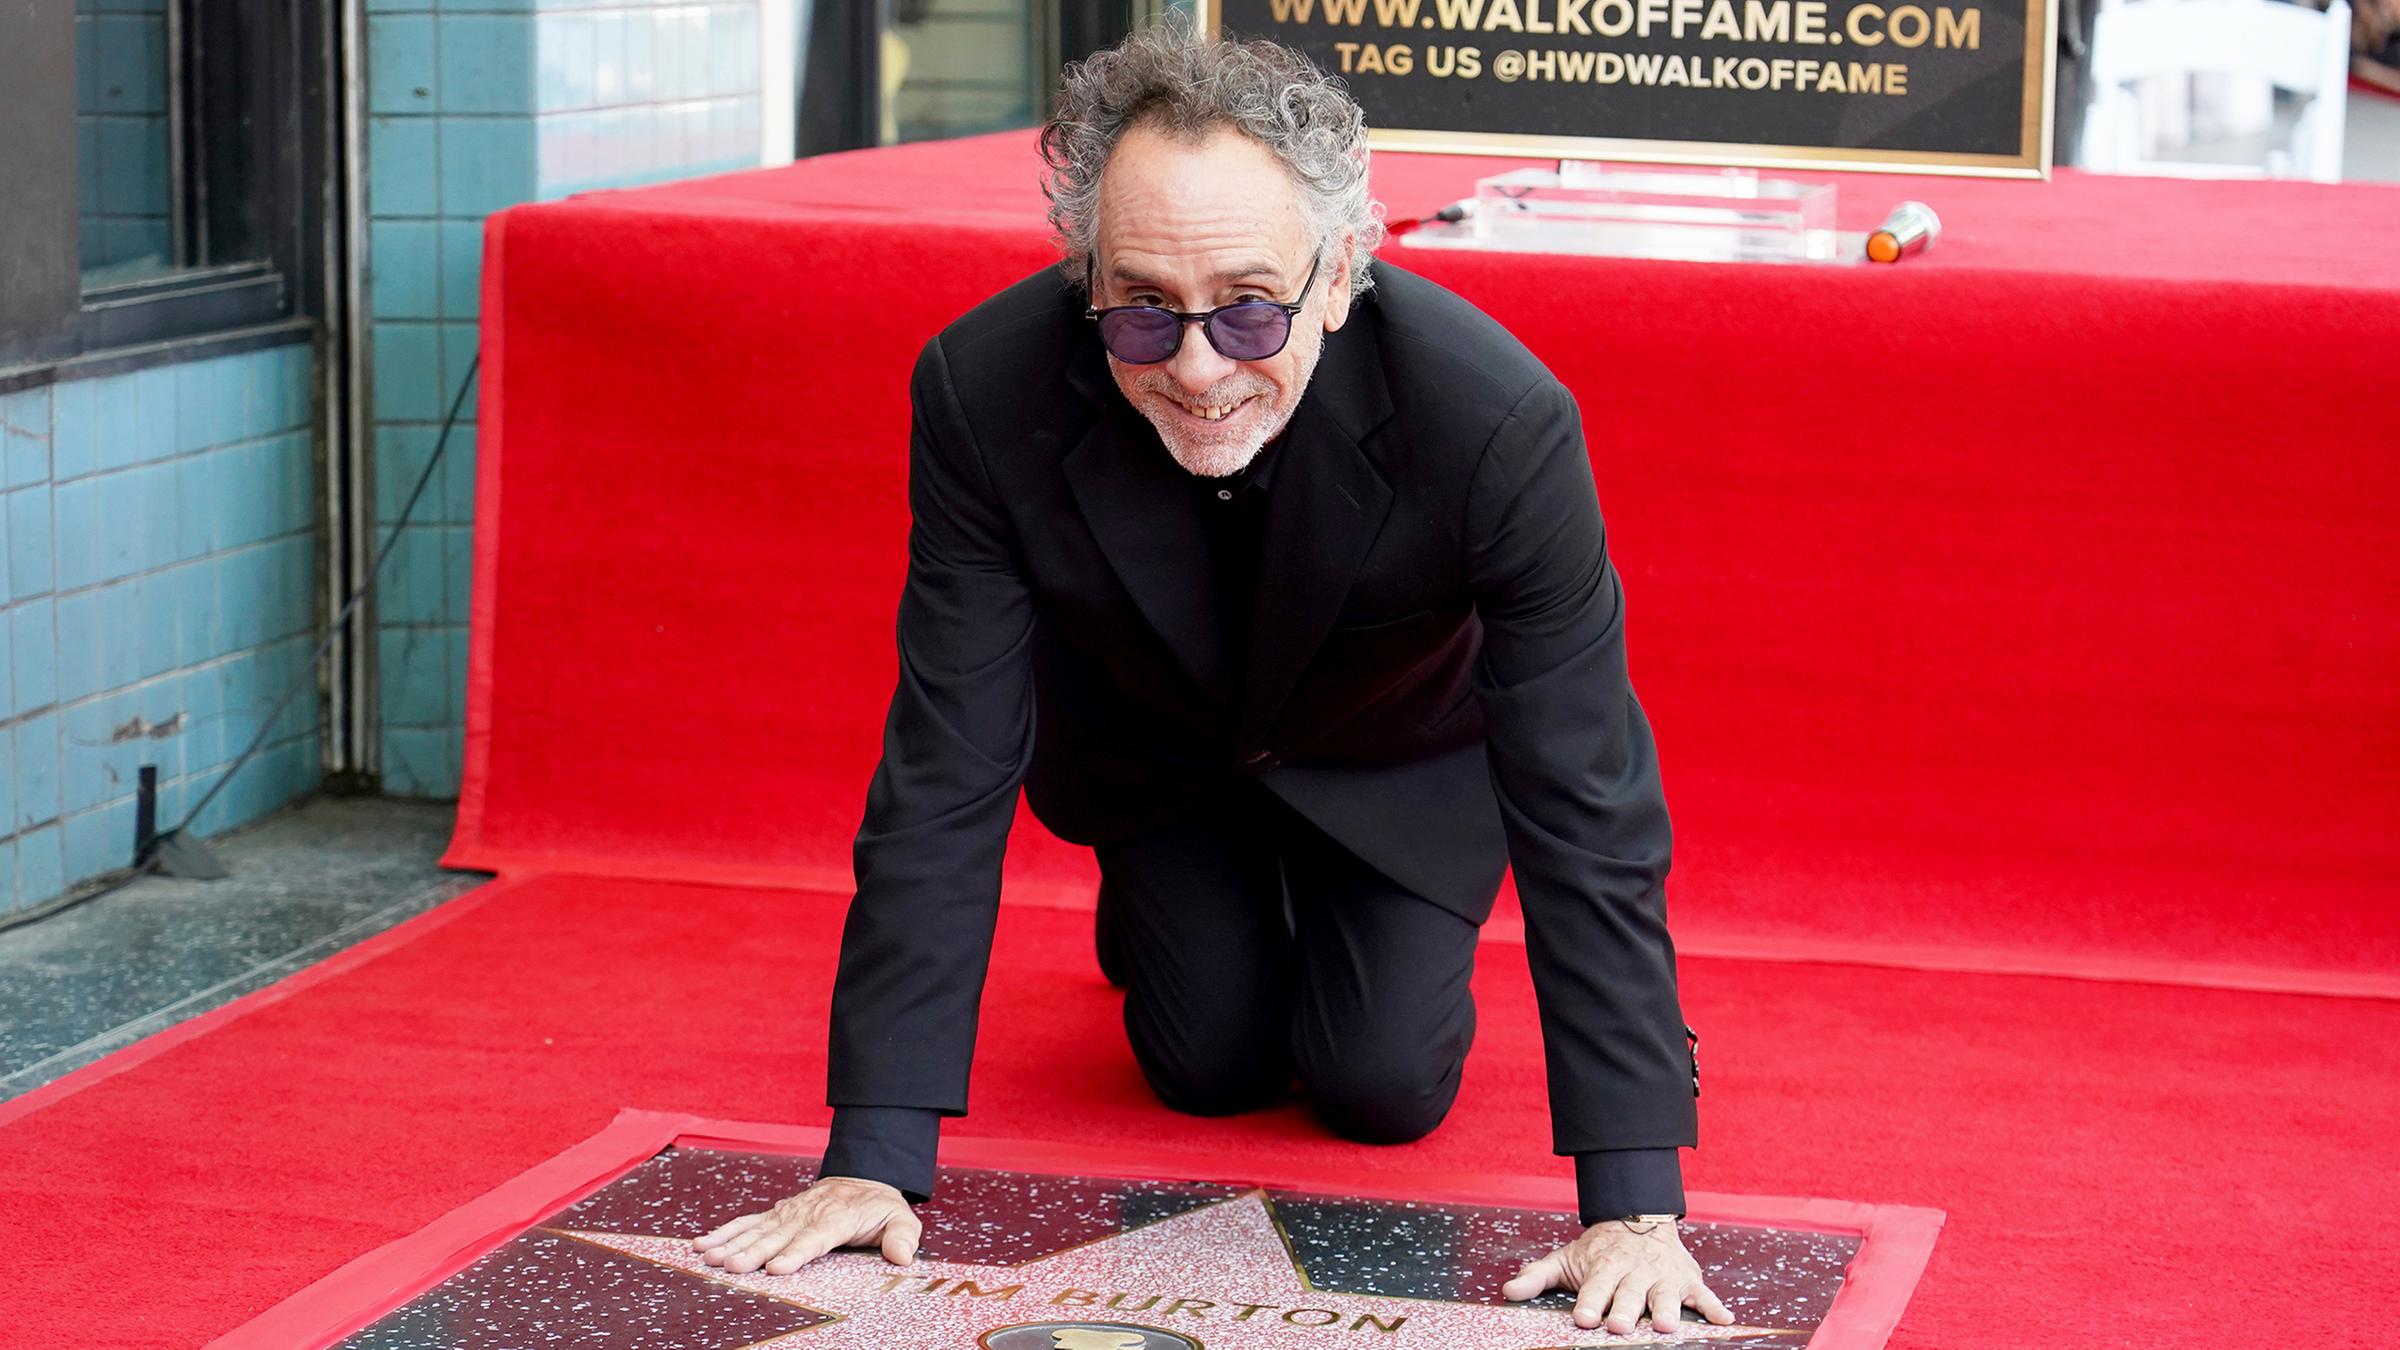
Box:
[1193,0,2059,179]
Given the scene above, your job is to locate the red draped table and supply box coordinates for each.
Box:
[453,130,2400,995]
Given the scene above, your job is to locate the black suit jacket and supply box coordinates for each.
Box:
[828,258,1699,1161]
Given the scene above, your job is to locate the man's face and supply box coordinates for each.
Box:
[1091,121,1351,478]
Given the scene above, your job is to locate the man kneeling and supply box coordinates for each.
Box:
[694,20,1727,1341]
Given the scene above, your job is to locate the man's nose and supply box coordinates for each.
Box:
[1167,319,1238,391]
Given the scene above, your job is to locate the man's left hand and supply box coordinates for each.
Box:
[1500,1216,1734,1341]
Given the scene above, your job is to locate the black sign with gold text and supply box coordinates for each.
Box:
[1199,0,2055,176]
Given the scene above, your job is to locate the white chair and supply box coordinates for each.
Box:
[2080,0,2353,181]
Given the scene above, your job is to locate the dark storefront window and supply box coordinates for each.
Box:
[798,0,1169,157]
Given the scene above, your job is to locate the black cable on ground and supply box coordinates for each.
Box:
[0,353,480,938]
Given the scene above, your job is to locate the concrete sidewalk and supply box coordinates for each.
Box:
[0,796,486,1102]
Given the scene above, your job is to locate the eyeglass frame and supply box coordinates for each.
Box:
[1082,251,1326,364]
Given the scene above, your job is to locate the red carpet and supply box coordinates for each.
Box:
[1,874,2395,1349]
[4,137,2393,1348]
[448,132,2400,996]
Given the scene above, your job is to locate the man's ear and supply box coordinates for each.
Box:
[1322,231,1356,333]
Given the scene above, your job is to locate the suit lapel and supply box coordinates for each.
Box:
[1239,305,1397,746]
[1062,337,1236,704]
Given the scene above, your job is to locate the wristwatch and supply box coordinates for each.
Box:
[1607,1213,1683,1233]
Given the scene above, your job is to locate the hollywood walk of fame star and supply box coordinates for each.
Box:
[546,1191,1804,1349]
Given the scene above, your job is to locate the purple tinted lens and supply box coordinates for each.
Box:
[1206,303,1292,360]
[1097,308,1183,363]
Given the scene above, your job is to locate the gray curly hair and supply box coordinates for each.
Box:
[1039,17,1386,301]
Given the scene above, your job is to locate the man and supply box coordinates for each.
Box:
[692,23,1729,1341]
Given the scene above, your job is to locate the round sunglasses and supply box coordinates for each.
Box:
[1084,253,1323,365]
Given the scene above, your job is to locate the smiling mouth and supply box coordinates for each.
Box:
[1166,393,1258,424]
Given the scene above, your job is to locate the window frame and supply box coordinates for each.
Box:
[0,0,331,379]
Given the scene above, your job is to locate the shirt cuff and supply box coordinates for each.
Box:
[1574,1147,1686,1226]
[820,1106,942,1204]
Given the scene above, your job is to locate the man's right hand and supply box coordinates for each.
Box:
[690,1175,923,1275]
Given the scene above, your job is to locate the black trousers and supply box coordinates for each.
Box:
[1094,782,1488,1144]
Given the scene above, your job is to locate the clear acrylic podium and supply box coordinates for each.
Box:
[1400,161,1861,266]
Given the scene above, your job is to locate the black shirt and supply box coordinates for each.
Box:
[1194,430,1284,694]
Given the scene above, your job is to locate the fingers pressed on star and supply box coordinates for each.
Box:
[880,1212,924,1265]
[1689,1281,1736,1326]
[760,1229,841,1275]
[1570,1261,1635,1329]
[692,1181,921,1277]
[701,1224,770,1266]
[720,1223,802,1272]
[1500,1251,1564,1301]
[1610,1272,1663,1337]
[692,1211,766,1250]
[1647,1280,1689,1341]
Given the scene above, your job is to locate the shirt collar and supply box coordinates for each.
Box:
[1203,430,1286,500]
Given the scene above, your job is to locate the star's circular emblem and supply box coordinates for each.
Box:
[980,1320,1203,1350]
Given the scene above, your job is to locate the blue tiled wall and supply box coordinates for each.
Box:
[0,344,320,916]
[364,0,761,798]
